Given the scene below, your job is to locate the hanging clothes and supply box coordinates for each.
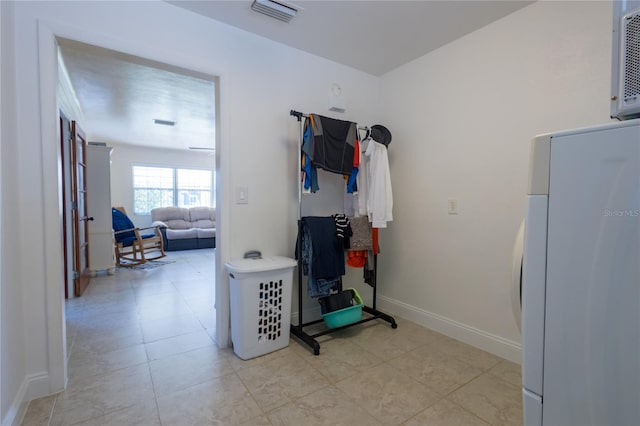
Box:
[366,139,393,228]
[363,252,376,287]
[346,138,360,194]
[346,216,377,286]
[348,216,372,250]
[309,114,358,175]
[298,216,345,297]
[333,213,352,249]
[290,110,398,355]
[301,117,319,193]
[347,251,367,268]
[302,114,359,194]
[341,127,389,288]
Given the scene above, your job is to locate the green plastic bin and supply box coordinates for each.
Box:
[321,288,363,329]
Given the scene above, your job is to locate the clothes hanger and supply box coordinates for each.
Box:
[358,127,371,141]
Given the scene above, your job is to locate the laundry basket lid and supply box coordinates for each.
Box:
[225,256,297,274]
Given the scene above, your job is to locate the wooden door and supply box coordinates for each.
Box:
[71,121,92,296]
[60,112,71,299]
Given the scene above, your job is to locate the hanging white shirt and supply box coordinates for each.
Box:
[365,139,393,228]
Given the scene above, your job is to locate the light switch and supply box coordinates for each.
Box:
[448,198,458,215]
[236,186,248,204]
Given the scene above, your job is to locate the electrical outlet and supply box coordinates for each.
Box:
[448,198,458,215]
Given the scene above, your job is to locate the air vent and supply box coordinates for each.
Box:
[251,0,298,23]
[624,13,640,103]
[612,5,640,120]
[153,119,175,126]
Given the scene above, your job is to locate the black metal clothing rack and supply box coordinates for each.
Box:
[289,109,397,356]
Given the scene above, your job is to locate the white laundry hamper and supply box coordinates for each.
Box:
[225,256,297,360]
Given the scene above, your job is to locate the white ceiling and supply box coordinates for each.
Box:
[58,38,217,151]
[169,0,533,76]
[57,1,532,151]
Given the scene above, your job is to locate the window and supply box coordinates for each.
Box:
[133,165,213,215]
[177,169,212,208]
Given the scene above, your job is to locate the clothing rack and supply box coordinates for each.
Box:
[289,109,397,355]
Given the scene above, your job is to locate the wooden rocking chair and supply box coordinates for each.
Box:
[112,207,166,266]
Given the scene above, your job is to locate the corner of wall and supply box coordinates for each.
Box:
[378,295,522,364]
[1,372,49,426]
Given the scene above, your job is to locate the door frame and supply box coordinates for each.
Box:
[60,113,93,298]
[60,111,71,299]
[37,20,231,394]
[70,120,91,296]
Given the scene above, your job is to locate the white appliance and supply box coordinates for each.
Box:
[522,120,640,425]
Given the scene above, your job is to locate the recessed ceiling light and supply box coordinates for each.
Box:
[153,119,176,126]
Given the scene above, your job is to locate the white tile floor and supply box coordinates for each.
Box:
[22,248,523,426]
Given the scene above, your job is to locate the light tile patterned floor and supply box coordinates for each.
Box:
[21,248,523,426]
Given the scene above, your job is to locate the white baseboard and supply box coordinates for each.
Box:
[290,296,521,364]
[377,295,522,364]
[25,372,50,402]
[291,295,522,364]
[1,378,27,426]
[1,372,49,426]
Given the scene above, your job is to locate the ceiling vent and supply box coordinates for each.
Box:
[251,0,298,23]
[153,119,175,126]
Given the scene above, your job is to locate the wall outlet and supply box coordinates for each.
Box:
[448,198,458,215]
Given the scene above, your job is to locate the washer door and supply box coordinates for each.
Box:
[511,220,524,332]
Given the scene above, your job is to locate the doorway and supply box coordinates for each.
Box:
[55,37,224,376]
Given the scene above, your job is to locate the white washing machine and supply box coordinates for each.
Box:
[522,121,640,425]
[511,220,524,332]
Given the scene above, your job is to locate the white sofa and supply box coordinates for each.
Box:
[151,206,216,251]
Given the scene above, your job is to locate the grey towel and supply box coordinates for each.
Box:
[349,216,372,250]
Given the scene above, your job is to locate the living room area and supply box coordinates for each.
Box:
[56,36,218,293]
[78,140,219,380]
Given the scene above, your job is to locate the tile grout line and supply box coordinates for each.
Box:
[144,357,164,426]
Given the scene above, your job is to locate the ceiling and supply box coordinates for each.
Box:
[170,0,533,76]
[58,38,217,151]
[57,1,532,151]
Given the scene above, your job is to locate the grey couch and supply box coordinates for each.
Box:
[151,206,216,251]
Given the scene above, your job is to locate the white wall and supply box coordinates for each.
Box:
[107,142,216,228]
[1,1,29,424]
[377,0,612,362]
[3,1,380,422]
[1,0,3,416]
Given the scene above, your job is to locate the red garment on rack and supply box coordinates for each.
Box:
[347,251,367,268]
[347,227,379,268]
[372,228,379,255]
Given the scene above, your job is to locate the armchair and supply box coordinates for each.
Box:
[112,207,166,266]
